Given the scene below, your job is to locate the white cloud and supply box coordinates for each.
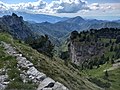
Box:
[89,3,100,10]
[89,3,120,12]
[49,0,88,13]
[0,0,120,15]
[0,0,47,12]
[0,0,88,13]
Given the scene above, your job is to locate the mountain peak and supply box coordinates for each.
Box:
[0,13,33,40]
[12,13,18,17]
[73,16,84,20]
[65,16,85,24]
[41,21,52,24]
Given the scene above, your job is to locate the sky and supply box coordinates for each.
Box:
[0,0,120,4]
[0,0,120,20]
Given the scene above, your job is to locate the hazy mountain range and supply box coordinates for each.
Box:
[0,13,120,45]
[0,13,120,90]
[26,14,120,39]
[0,11,68,23]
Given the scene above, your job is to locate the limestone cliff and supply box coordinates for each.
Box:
[69,30,104,66]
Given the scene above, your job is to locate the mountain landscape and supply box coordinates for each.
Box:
[0,0,120,90]
[0,12,120,90]
[0,11,68,23]
[26,15,120,42]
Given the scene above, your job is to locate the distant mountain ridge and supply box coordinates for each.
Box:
[26,16,120,40]
[0,13,120,46]
[0,11,69,23]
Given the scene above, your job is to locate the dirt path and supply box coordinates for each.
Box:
[104,62,120,72]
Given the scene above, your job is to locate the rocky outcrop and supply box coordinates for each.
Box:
[1,41,68,90]
[69,31,104,66]
[0,13,33,40]
[0,68,9,90]
[69,41,101,65]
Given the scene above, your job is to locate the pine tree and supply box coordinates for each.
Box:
[110,45,113,52]
[105,70,109,77]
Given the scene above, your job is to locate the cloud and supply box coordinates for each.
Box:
[48,0,88,13]
[89,3,100,10]
[0,0,47,12]
[0,0,89,13]
[88,3,120,12]
[0,0,120,15]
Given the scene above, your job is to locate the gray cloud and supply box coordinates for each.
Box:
[49,0,88,13]
[0,0,119,14]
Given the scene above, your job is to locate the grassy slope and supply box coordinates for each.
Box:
[81,38,120,90]
[59,35,120,90]
[82,62,120,90]
[0,32,100,90]
[0,33,38,90]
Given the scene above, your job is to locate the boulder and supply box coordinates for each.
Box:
[27,67,46,81]
[53,82,68,90]
[17,57,33,68]
[0,83,6,90]
[0,75,8,82]
[37,77,55,90]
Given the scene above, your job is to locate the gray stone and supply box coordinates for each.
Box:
[0,83,6,90]
[0,68,6,75]
[1,82,9,85]
[1,41,69,90]
[13,54,22,57]
[17,56,27,61]
[0,75,9,90]
[53,82,68,90]
[17,57,33,68]
[0,75,8,82]
[43,88,52,90]
[20,74,28,83]
[37,77,55,90]
[27,67,46,81]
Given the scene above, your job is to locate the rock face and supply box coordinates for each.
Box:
[69,31,103,66]
[69,41,101,65]
[0,13,33,40]
[1,41,68,90]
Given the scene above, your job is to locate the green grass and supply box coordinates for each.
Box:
[82,61,120,90]
[101,38,116,43]
[5,82,37,90]
[0,33,13,44]
[0,33,38,90]
[83,63,112,77]
[0,32,101,90]
[1,32,119,90]
[105,51,115,58]
[14,41,94,90]
[60,40,69,52]
[107,68,120,90]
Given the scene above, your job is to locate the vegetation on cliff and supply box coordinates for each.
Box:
[69,28,120,69]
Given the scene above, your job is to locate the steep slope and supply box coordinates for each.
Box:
[85,61,120,90]
[69,28,120,66]
[0,13,34,41]
[60,28,120,90]
[1,41,68,90]
[0,32,101,90]
[27,16,120,40]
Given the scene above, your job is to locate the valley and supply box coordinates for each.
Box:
[0,13,120,90]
